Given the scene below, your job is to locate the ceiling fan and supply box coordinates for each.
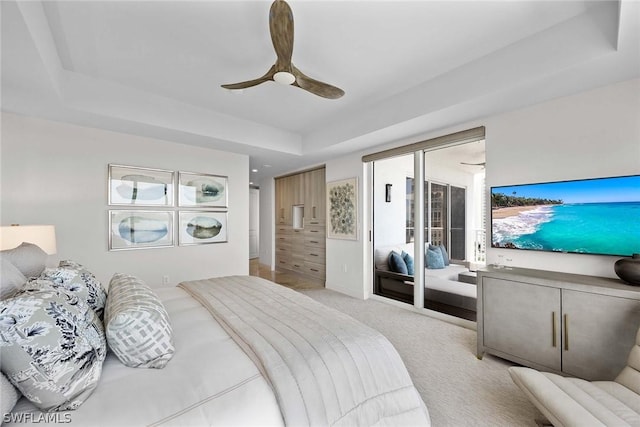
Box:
[221,0,345,99]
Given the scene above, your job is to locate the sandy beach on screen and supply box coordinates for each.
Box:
[492,205,547,219]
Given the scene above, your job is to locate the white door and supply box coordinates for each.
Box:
[249,188,259,259]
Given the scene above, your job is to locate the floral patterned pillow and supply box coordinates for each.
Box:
[0,288,106,411]
[34,262,107,319]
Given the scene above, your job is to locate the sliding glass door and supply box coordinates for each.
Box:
[369,134,485,321]
[372,154,415,305]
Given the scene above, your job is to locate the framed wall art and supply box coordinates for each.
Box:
[109,210,174,251]
[178,172,228,208]
[108,164,174,206]
[327,177,358,240]
[179,211,228,245]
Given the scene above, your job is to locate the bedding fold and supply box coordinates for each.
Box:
[179,275,430,426]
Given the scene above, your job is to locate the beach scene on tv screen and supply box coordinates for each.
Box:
[491,175,640,257]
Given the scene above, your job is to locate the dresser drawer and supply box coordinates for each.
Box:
[275,255,291,269]
[304,225,325,238]
[304,235,325,248]
[303,261,326,280]
[276,234,296,246]
[305,248,326,263]
[275,225,292,234]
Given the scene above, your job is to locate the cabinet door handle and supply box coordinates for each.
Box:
[313,206,317,218]
[552,311,557,348]
[280,208,284,219]
[564,314,569,351]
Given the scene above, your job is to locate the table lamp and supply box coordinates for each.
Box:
[0,224,57,254]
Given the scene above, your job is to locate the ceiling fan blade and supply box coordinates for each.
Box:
[269,0,294,68]
[292,66,345,99]
[221,65,276,90]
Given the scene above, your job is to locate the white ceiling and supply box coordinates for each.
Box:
[2,1,639,183]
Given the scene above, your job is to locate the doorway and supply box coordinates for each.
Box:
[249,188,259,259]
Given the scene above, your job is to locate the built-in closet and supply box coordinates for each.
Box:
[274,167,326,283]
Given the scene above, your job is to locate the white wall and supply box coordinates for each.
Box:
[1,113,250,287]
[258,177,275,268]
[373,155,413,247]
[321,78,640,298]
[325,153,367,298]
[484,78,640,276]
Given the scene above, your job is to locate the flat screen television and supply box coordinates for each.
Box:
[491,174,640,257]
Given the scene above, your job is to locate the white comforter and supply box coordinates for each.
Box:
[7,287,283,426]
[180,275,430,426]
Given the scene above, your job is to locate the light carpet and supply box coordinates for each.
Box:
[299,288,542,427]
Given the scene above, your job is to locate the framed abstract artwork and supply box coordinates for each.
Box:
[108,164,174,207]
[178,172,228,208]
[109,210,174,251]
[326,177,358,240]
[178,211,228,245]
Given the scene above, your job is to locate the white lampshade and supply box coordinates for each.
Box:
[0,225,57,255]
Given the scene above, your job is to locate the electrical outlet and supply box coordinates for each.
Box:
[162,275,170,285]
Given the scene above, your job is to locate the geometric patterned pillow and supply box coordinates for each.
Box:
[0,288,106,411]
[34,264,107,319]
[104,273,174,369]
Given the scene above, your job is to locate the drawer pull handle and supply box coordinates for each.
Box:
[294,264,300,268]
[310,254,318,257]
[310,268,319,272]
[310,241,319,244]
[552,312,557,348]
[310,230,318,233]
[564,314,569,351]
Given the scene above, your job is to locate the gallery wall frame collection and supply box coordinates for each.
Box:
[107,164,228,250]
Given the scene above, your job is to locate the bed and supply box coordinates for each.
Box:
[1,244,430,426]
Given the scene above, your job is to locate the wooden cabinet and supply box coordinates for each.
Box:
[275,178,285,224]
[274,167,326,283]
[304,168,325,222]
[478,266,640,381]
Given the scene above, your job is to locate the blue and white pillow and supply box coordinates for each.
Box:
[0,288,106,411]
[33,262,107,319]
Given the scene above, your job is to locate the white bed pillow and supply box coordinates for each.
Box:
[104,273,174,368]
[0,258,27,300]
[1,372,20,420]
[0,288,106,411]
[0,243,47,278]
